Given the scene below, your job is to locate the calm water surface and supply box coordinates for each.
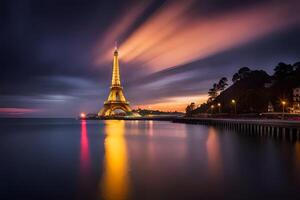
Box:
[1,118,300,200]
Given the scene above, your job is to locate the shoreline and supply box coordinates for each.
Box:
[82,115,300,127]
[83,116,300,139]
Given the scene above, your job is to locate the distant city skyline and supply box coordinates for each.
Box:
[1,0,300,117]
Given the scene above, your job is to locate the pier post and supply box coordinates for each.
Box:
[289,128,293,141]
[249,124,251,134]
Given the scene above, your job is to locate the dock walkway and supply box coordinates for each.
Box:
[173,118,300,140]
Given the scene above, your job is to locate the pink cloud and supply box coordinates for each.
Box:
[94,1,152,65]
[0,108,41,116]
[95,0,300,72]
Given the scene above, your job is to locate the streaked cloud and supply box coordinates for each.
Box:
[94,1,152,65]
[0,107,41,116]
[96,0,300,73]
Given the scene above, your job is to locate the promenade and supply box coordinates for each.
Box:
[173,117,300,140]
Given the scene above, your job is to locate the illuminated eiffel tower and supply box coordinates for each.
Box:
[98,44,132,116]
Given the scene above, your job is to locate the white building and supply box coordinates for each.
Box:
[291,87,300,113]
[267,101,274,112]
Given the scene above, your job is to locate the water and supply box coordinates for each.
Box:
[1,118,300,200]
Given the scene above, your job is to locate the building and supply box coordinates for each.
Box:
[291,87,300,113]
[267,101,274,112]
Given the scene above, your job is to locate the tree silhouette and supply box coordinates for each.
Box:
[218,77,228,91]
[274,62,293,79]
[208,83,218,102]
[232,67,251,83]
[185,102,196,116]
[208,77,228,102]
[293,62,300,71]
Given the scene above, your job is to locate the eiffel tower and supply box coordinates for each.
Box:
[98,45,132,116]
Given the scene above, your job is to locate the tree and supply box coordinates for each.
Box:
[238,67,251,75]
[218,77,228,91]
[293,62,300,71]
[232,67,251,83]
[232,73,240,83]
[190,102,196,110]
[208,83,218,102]
[185,102,196,116]
[207,77,228,103]
[274,62,293,79]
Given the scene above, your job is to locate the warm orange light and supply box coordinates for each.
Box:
[231,99,236,104]
[206,127,223,181]
[281,101,286,105]
[135,94,208,112]
[80,112,86,118]
[100,120,129,200]
[217,103,221,107]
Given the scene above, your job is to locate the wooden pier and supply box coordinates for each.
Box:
[173,118,300,140]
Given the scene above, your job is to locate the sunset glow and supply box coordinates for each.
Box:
[96,0,300,72]
[134,94,208,112]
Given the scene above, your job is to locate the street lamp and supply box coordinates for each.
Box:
[211,105,214,114]
[281,101,286,119]
[231,99,237,114]
[281,101,286,112]
[217,103,221,113]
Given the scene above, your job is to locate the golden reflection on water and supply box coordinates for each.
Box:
[100,120,130,200]
[206,127,223,181]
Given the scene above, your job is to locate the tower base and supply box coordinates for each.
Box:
[98,101,132,117]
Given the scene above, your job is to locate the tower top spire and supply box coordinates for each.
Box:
[114,41,118,52]
[112,42,120,86]
[114,41,118,56]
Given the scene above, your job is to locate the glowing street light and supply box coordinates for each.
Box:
[231,99,237,114]
[217,103,221,113]
[281,101,286,112]
[281,101,286,119]
[211,105,214,114]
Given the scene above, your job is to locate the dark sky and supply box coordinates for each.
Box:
[1,0,300,117]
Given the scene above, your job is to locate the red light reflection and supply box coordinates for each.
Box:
[80,120,90,173]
